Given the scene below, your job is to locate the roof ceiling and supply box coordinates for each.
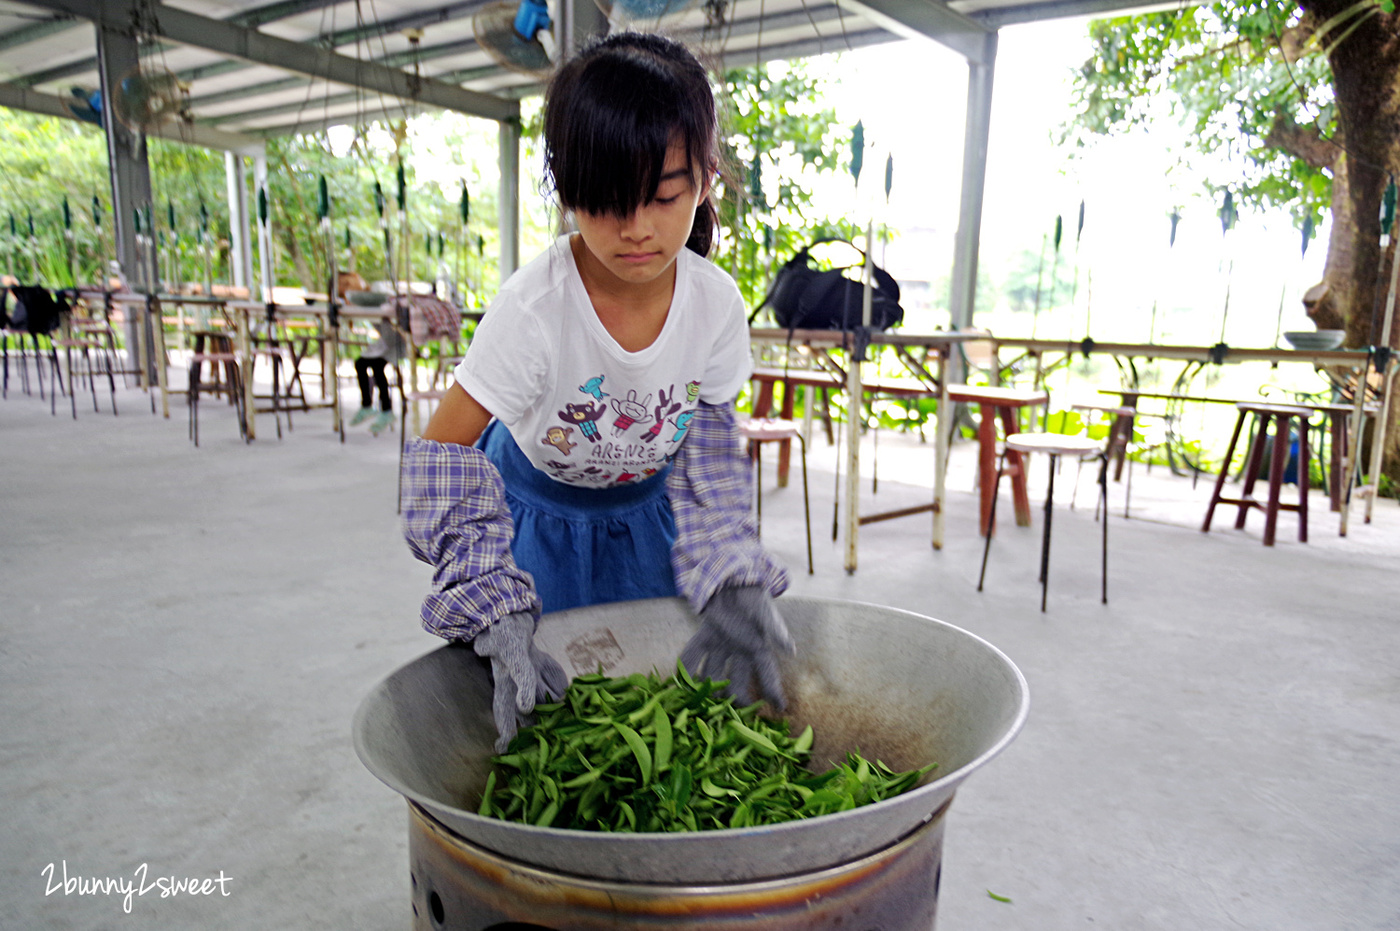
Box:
[0,0,1163,145]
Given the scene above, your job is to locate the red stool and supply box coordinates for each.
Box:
[1201,402,1311,546]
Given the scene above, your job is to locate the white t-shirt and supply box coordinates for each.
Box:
[454,235,752,489]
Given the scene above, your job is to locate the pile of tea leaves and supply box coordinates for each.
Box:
[476,662,936,832]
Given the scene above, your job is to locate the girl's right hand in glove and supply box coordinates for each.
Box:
[472,611,569,752]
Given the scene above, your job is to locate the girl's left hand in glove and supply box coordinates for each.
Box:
[679,585,795,710]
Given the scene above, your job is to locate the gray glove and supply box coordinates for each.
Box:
[678,585,795,710]
[472,611,569,751]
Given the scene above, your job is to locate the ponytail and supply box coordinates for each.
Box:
[687,197,717,258]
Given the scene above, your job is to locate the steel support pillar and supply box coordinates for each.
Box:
[948,30,998,347]
[225,151,254,293]
[498,118,520,283]
[95,6,155,378]
[561,0,607,58]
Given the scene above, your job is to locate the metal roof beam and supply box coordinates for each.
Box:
[187,36,480,111]
[20,1,518,122]
[177,3,487,100]
[12,0,345,88]
[966,0,1178,28]
[0,11,80,52]
[0,80,266,154]
[712,28,892,70]
[833,0,991,63]
[675,6,848,45]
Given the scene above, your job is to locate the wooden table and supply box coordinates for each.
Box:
[1099,388,1378,512]
[946,384,1050,536]
[748,329,984,568]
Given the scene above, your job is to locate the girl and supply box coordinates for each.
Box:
[400,33,791,750]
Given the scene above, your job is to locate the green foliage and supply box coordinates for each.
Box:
[716,61,862,310]
[1065,1,1339,230]
[0,111,112,285]
[0,107,509,300]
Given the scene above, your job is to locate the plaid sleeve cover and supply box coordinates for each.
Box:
[400,437,540,641]
[668,402,789,613]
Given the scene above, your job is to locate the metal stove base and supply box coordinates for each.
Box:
[407,801,945,930]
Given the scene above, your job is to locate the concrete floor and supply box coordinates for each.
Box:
[2,374,1398,930]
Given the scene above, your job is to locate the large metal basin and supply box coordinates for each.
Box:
[354,596,1028,884]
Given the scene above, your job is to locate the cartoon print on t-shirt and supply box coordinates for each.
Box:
[543,459,574,479]
[671,409,696,443]
[616,470,638,483]
[560,400,607,441]
[543,426,577,455]
[685,380,700,403]
[609,390,651,436]
[579,374,609,401]
[641,385,682,444]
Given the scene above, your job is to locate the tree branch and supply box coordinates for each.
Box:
[1263,113,1340,169]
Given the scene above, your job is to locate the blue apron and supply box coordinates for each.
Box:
[478,420,678,614]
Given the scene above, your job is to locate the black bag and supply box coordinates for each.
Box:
[750,239,903,332]
[7,285,64,336]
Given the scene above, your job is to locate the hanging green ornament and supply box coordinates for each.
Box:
[62,197,71,230]
[396,163,407,212]
[1382,178,1397,237]
[850,121,864,187]
[437,231,445,257]
[884,154,893,202]
[27,212,34,237]
[199,200,209,232]
[132,209,142,235]
[345,225,351,249]
[1169,210,1181,247]
[1076,200,1085,241]
[91,196,101,227]
[748,153,763,202]
[1053,214,1063,251]
[8,214,15,237]
[258,187,268,227]
[460,183,470,225]
[477,233,485,256]
[317,176,329,220]
[1219,190,1236,234]
[1301,214,1315,258]
[373,180,385,216]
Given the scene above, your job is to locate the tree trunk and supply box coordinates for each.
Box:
[1297,0,1400,480]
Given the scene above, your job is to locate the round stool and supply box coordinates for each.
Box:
[1201,402,1312,546]
[978,432,1108,612]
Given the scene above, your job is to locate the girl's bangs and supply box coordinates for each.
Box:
[551,52,712,217]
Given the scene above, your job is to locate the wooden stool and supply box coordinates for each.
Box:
[740,418,814,575]
[49,335,116,419]
[1201,402,1311,546]
[979,432,1108,612]
[188,332,247,447]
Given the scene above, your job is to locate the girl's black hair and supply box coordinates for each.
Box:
[544,32,718,257]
